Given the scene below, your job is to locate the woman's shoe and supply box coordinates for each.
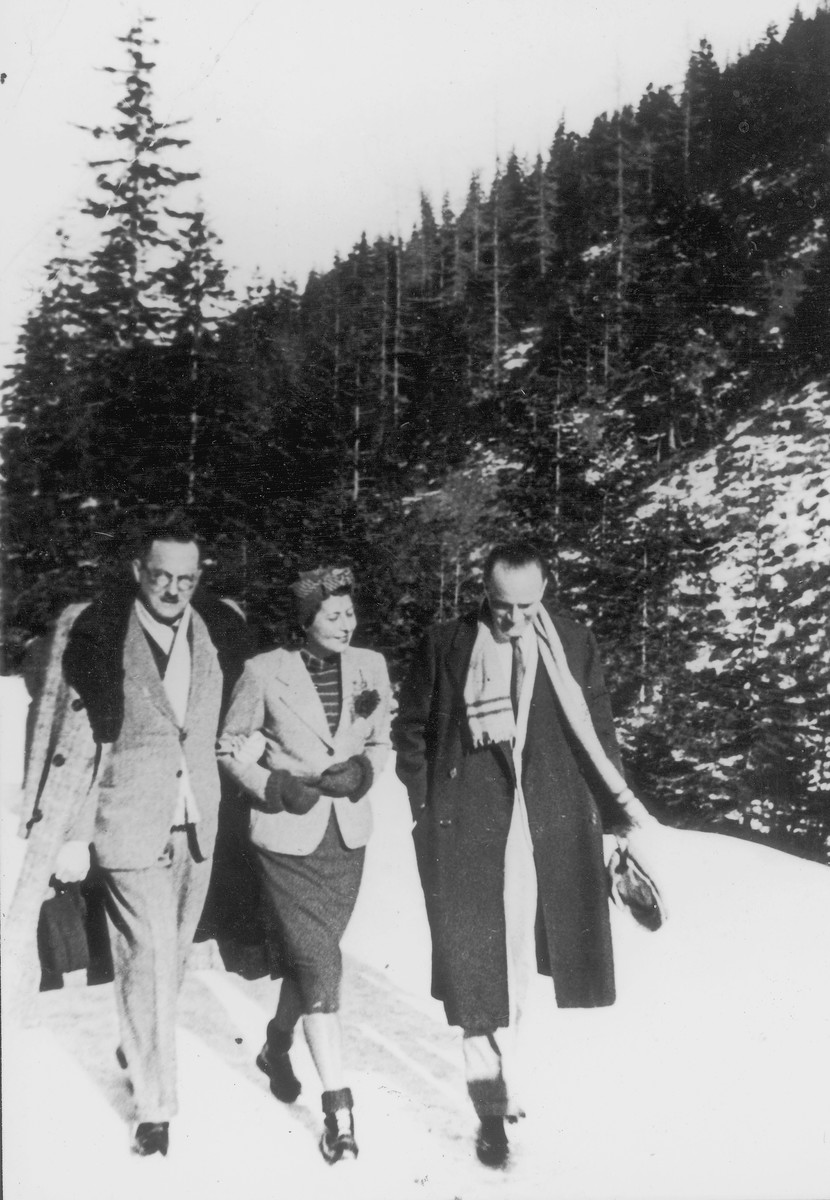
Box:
[256,1042,302,1103]
[320,1087,358,1164]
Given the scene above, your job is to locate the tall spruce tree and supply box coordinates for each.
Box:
[2,16,234,656]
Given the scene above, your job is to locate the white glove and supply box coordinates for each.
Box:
[53,840,91,884]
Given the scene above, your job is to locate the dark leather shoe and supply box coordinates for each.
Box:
[133,1122,169,1157]
[476,1116,508,1168]
[115,1046,128,1070]
[256,1044,302,1103]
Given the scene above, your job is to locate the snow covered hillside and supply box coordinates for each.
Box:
[623,379,830,851]
[2,674,829,1200]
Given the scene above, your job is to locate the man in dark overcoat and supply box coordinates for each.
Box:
[394,540,653,1167]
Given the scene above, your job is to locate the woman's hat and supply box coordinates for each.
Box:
[290,565,355,624]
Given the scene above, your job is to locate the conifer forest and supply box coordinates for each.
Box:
[3,10,829,859]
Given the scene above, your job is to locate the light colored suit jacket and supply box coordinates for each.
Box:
[9,602,225,1016]
[69,607,225,868]
[217,646,392,855]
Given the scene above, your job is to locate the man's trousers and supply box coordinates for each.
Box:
[464,779,538,1119]
[101,830,211,1123]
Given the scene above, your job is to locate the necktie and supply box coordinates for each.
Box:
[510,636,525,717]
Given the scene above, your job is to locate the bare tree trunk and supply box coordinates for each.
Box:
[615,115,626,357]
[472,192,480,273]
[185,291,201,507]
[374,248,389,452]
[640,545,649,703]
[186,406,199,506]
[551,364,562,589]
[438,544,446,621]
[492,174,502,413]
[603,321,610,396]
[333,290,348,508]
[353,362,361,503]
[392,240,402,428]
[537,155,556,279]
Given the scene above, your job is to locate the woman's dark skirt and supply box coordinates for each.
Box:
[254,811,365,1014]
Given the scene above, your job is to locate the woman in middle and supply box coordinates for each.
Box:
[216,565,391,1165]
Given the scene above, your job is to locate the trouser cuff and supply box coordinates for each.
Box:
[463,1030,508,1118]
[467,1076,509,1118]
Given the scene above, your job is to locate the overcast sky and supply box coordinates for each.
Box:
[0,0,813,368]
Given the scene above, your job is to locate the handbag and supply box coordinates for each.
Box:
[37,876,91,981]
[607,840,666,931]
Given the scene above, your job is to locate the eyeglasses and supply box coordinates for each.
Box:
[141,567,200,593]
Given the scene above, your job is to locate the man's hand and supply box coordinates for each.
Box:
[617,787,658,832]
[53,841,91,884]
[260,770,321,815]
[318,755,374,801]
[223,730,267,764]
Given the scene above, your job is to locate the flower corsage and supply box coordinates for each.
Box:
[353,688,381,719]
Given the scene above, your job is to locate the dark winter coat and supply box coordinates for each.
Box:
[393,606,631,1030]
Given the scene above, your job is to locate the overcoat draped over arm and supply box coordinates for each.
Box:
[6,604,100,1020]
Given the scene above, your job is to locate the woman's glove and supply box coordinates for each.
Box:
[258,770,321,815]
[318,755,374,802]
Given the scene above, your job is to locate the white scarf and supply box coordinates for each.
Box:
[134,602,199,822]
[532,606,630,801]
[463,607,648,824]
[462,620,515,748]
[134,601,192,725]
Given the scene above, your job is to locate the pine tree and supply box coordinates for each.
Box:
[159,205,234,507]
[1,16,234,653]
[78,20,199,345]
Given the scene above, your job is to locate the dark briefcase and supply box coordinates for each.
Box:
[37,877,91,980]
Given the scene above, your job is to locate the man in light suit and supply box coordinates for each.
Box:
[51,520,250,1156]
[394,540,654,1168]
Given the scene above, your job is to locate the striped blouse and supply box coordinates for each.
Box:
[300,648,342,734]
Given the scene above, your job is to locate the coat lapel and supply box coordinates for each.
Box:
[335,649,363,738]
[124,608,178,726]
[446,614,478,696]
[188,609,217,721]
[271,649,334,747]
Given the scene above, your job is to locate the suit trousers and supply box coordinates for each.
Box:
[463,784,538,1119]
[101,830,211,1122]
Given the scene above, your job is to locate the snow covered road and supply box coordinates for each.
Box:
[2,675,829,1200]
